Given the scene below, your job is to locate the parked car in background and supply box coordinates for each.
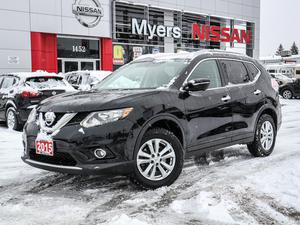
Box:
[22,50,281,189]
[0,71,75,130]
[65,70,112,91]
[270,73,293,86]
[279,78,300,99]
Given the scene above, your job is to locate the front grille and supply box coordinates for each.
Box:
[40,112,65,127]
[29,149,77,166]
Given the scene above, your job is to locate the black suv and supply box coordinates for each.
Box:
[0,72,74,130]
[279,78,300,99]
[22,50,281,189]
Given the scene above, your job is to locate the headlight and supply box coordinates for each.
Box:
[27,107,37,123]
[80,108,133,128]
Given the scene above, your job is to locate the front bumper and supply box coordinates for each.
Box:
[22,118,139,176]
[21,157,134,175]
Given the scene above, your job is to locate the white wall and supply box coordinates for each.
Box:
[0,0,111,72]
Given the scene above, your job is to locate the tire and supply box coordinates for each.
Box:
[282,89,293,99]
[131,128,184,189]
[247,114,276,157]
[6,107,22,131]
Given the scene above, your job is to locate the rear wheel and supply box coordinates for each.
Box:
[131,128,184,189]
[282,89,293,99]
[247,114,276,157]
[6,107,22,131]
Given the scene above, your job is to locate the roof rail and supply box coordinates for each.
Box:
[133,49,249,62]
[194,49,245,55]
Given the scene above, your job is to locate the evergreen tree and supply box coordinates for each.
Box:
[276,44,284,56]
[291,42,299,55]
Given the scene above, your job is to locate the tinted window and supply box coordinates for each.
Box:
[246,63,259,80]
[188,60,222,89]
[221,60,250,84]
[1,76,15,89]
[296,70,300,75]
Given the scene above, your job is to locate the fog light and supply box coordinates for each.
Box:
[94,149,107,159]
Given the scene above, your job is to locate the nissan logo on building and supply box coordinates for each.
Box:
[72,0,104,28]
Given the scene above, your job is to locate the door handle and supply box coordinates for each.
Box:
[254,89,262,95]
[221,95,231,102]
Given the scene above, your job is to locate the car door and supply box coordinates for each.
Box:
[0,75,15,119]
[219,60,264,142]
[183,59,233,152]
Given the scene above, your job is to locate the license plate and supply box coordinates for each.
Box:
[35,140,54,156]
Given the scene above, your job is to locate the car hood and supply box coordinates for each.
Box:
[38,89,159,112]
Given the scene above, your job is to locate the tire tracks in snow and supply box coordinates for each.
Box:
[227,187,300,225]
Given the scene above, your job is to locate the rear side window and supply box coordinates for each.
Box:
[1,76,15,89]
[220,60,250,85]
[245,63,260,80]
[188,60,222,89]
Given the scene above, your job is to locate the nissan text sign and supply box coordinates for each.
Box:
[192,23,251,44]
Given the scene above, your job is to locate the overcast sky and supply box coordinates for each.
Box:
[260,0,300,56]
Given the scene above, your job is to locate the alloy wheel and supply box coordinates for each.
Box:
[7,110,16,130]
[136,138,176,181]
[260,121,274,151]
[283,90,292,99]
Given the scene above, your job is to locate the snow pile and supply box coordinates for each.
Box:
[106,214,150,225]
[171,192,235,224]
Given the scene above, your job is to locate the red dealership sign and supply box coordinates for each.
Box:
[192,23,251,44]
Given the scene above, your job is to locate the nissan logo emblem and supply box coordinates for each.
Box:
[44,112,56,127]
[72,0,104,28]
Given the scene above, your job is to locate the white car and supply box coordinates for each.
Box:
[65,70,112,91]
[270,73,293,86]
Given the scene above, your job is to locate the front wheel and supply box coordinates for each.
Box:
[6,107,22,131]
[247,114,276,157]
[131,128,184,189]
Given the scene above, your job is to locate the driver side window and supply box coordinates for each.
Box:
[68,74,79,85]
[188,60,222,89]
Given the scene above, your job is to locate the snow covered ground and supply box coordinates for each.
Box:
[0,99,300,225]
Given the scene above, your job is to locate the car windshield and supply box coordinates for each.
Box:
[25,77,67,89]
[94,59,189,90]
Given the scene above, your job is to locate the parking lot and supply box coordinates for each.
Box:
[0,98,299,225]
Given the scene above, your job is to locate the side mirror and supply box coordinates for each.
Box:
[182,78,210,92]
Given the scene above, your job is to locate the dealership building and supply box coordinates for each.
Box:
[0,0,260,73]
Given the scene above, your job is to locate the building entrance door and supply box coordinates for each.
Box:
[61,59,97,73]
[57,36,101,73]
